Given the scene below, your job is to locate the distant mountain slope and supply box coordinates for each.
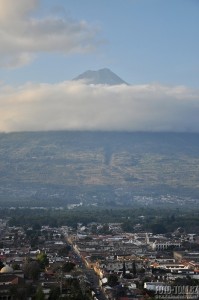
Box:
[73,68,128,85]
[0,131,199,207]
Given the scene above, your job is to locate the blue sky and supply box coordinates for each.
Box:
[0,0,199,132]
[1,0,198,86]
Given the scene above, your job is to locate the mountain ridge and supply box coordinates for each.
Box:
[0,131,199,207]
[73,68,128,85]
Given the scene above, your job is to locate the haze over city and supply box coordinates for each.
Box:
[0,0,198,132]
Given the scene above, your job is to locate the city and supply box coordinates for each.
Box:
[0,213,199,299]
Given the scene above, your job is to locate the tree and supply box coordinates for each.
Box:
[98,223,110,234]
[91,224,97,234]
[48,287,60,300]
[36,252,49,269]
[62,262,76,272]
[33,223,41,231]
[107,274,118,287]
[12,263,20,270]
[58,246,70,257]
[151,223,167,234]
[35,286,45,300]
[9,286,19,300]
[132,260,137,276]
[24,261,40,280]
[122,220,134,232]
[0,260,4,270]
[122,261,126,277]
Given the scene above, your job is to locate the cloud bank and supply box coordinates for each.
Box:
[0,0,99,68]
[0,81,199,132]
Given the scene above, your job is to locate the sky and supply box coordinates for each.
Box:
[0,0,199,132]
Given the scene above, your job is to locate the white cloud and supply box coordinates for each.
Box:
[0,0,99,68]
[0,81,199,132]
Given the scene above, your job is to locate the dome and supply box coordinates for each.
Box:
[0,265,14,274]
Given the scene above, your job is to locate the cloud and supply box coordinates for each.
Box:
[0,81,199,132]
[0,0,99,68]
